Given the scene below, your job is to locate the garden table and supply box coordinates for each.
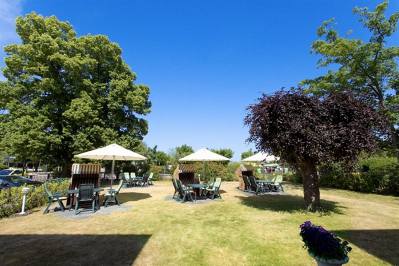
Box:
[188,183,208,198]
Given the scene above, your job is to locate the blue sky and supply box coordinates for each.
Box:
[1,0,398,160]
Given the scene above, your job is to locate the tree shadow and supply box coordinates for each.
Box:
[333,229,399,265]
[117,192,152,204]
[236,194,344,214]
[0,234,151,265]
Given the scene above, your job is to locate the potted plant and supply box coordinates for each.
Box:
[300,221,352,266]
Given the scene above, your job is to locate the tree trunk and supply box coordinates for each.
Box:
[299,161,320,211]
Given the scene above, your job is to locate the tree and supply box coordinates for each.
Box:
[211,148,234,159]
[0,13,151,176]
[171,145,194,161]
[245,89,383,210]
[241,149,254,160]
[302,1,399,154]
[146,145,171,166]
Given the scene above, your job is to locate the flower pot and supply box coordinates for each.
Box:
[313,255,349,266]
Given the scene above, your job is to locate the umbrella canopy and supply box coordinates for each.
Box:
[179,148,230,162]
[242,152,268,162]
[242,152,279,163]
[75,143,146,188]
[75,144,147,161]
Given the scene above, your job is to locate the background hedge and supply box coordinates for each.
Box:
[0,179,70,218]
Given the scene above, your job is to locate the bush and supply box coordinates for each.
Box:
[191,162,235,182]
[319,155,399,195]
[0,179,70,218]
[149,165,164,180]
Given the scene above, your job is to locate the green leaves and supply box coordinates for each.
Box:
[303,1,399,153]
[0,13,151,174]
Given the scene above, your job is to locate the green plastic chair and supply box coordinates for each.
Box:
[75,184,96,215]
[43,181,67,214]
[273,175,284,192]
[103,179,124,207]
[148,173,154,185]
[206,178,222,199]
[176,179,195,202]
[124,173,131,187]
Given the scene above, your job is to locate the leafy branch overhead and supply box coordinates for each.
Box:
[302,1,399,153]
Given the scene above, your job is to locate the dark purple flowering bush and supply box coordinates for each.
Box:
[300,221,352,261]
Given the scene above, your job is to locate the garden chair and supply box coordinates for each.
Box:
[172,178,179,199]
[139,174,150,187]
[43,181,67,214]
[103,179,124,207]
[242,175,251,192]
[176,179,196,202]
[206,178,222,199]
[75,184,96,215]
[248,176,264,195]
[124,172,131,187]
[148,173,154,185]
[272,175,284,192]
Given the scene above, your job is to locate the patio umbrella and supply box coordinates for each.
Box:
[75,143,147,188]
[179,148,230,180]
[242,152,280,163]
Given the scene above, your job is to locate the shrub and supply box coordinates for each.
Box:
[149,165,164,180]
[0,179,70,218]
[192,162,235,182]
[318,155,399,195]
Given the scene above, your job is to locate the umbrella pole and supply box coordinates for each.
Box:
[111,158,115,189]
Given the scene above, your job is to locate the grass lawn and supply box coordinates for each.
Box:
[0,181,398,265]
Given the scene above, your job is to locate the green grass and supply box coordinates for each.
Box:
[0,182,398,265]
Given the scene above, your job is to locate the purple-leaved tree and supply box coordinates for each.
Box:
[245,89,385,211]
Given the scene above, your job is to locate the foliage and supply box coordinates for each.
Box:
[0,13,151,176]
[227,162,241,181]
[191,162,235,181]
[319,154,399,195]
[302,1,399,153]
[149,165,164,180]
[245,89,383,210]
[300,221,351,261]
[146,145,171,166]
[0,179,70,218]
[211,148,234,159]
[170,145,194,161]
[241,149,254,160]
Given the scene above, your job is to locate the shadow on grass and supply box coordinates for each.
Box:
[236,194,344,214]
[117,192,152,204]
[0,234,151,266]
[333,229,399,265]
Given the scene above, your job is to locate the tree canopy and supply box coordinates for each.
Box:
[245,90,384,210]
[211,148,234,159]
[241,149,254,160]
[0,13,151,175]
[171,145,194,161]
[302,1,399,154]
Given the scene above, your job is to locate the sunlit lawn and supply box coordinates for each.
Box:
[0,181,398,265]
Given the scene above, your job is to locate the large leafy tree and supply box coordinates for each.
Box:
[245,90,383,210]
[302,1,399,154]
[0,13,151,176]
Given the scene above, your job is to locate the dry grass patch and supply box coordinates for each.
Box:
[0,182,398,265]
